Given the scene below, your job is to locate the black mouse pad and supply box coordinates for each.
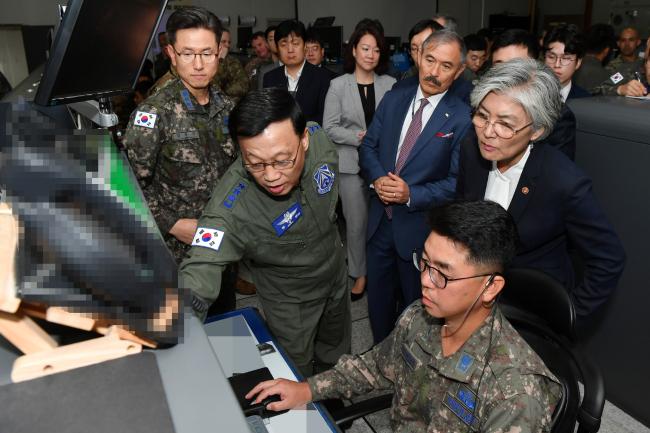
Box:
[0,352,175,433]
[227,367,287,418]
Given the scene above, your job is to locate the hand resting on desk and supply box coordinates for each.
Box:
[246,379,312,411]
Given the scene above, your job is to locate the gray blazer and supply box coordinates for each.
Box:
[323,73,396,174]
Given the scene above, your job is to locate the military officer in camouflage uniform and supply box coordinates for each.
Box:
[247,200,562,432]
[180,88,350,376]
[606,28,647,97]
[123,6,237,264]
[215,28,249,103]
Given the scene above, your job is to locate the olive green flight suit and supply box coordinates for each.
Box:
[180,123,351,375]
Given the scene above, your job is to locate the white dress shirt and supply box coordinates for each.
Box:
[560,82,572,102]
[285,60,306,92]
[484,145,532,210]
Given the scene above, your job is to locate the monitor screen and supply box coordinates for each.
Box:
[318,26,343,61]
[34,0,167,106]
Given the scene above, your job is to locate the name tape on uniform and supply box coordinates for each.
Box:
[134,111,157,128]
[192,227,225,252]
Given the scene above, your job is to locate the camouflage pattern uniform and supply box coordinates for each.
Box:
[573,55,614,95]
[179,123,350,376]
[244,56,274,90]
[123,77,237,263]
[606,56,644,83]
[308,303,562,432]
[215,55,250,103]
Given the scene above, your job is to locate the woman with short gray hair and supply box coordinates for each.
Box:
[457,57,625,320]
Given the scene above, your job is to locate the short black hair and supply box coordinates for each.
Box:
[229,88,306,145]
[543,25,585,58]
[344,21,389,74]
[265,26,277,39]
[305,28,324,47]
[275,20,307,43]
[251,31,266,41]
[428,200,519,271]
[408,19,443,44]
[464,33,487,52]
[492,29,539,59]
[584,23,616,55]
[166,6,222,46]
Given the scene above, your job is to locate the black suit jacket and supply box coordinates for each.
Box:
[535,103,576,161]
[457,134,626,318]
[567,83,591,100]
[262,61,332,125]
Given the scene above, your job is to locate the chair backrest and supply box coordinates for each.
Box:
[500,268,576,340]
[500,268,604,433]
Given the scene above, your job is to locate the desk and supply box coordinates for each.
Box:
[0,315,251,433]
[205,307,341,433]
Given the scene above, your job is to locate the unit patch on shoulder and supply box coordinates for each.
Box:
[313,163,335,195]
[134,111,157,128]
[191,227,225,252]
[272,202,303,236]
[223,182,246,209]
[307,124,321,135]
[610,72,624,84]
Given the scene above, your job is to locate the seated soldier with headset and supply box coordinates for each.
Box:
[247,200,562,432]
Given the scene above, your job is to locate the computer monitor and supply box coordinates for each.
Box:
[34,0,167,107]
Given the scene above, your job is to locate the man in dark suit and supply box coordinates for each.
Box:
[359,30,472,343]
[263,20,332,125]
[491,29,577,160]
[393,20,472,104]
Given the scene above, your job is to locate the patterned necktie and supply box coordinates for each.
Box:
[386,98,429,219]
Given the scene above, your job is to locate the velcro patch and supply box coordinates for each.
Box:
[456,353,474,374]
[313,163,335,195]
[272,202,303,236]
[610,72,624,84]
[223,182,246,209]
[134,111,157,128]
[191,227,225,251]
[443,392,479,428]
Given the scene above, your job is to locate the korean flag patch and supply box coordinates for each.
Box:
[192,227,225,252]
[313,163,336,195]
[610,72,624,84]
[134,111,157,129]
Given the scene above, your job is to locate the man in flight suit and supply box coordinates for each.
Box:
[179,88,351,376]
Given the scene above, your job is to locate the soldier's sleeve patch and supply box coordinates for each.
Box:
[134,111,157,128]
[610,72,624,84]
[313,163,336,195]
[307,124,321,135]
[191,227,225,251]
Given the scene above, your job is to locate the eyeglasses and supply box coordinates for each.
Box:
[172,48,218,64]
[243,144,301,173]
[412,250,497,289]
[472,110,533,140]
[544,52,577,66]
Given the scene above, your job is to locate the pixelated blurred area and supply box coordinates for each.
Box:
[0,101,184,347]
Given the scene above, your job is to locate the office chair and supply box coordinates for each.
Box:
[331,268,605,433]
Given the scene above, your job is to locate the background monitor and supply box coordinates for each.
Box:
[34,0,167,107]
[318,26,343,61]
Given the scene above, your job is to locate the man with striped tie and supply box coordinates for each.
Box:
[359,30,472,343]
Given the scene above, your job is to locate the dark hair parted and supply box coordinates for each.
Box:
[229,88,306,145]
[428,200,519,271]
[344,22,389,74]
[275,20,307,43]
[408,19,443,44]
[543,25,585,58]
[492,29,539,60]
[305,28,324,47]
[464,33,488,52]
[166,6,223,46]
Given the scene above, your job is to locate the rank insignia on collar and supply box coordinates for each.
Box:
[180,89,195,110]
[313,164,335,195]
[456,352,475,374]
[272,202,303,236]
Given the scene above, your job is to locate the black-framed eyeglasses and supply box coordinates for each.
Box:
[172,47,218,64]
[544,52,577,66]
[243,143,301,173]
[471,110,533,140]
[412,250,498,289]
